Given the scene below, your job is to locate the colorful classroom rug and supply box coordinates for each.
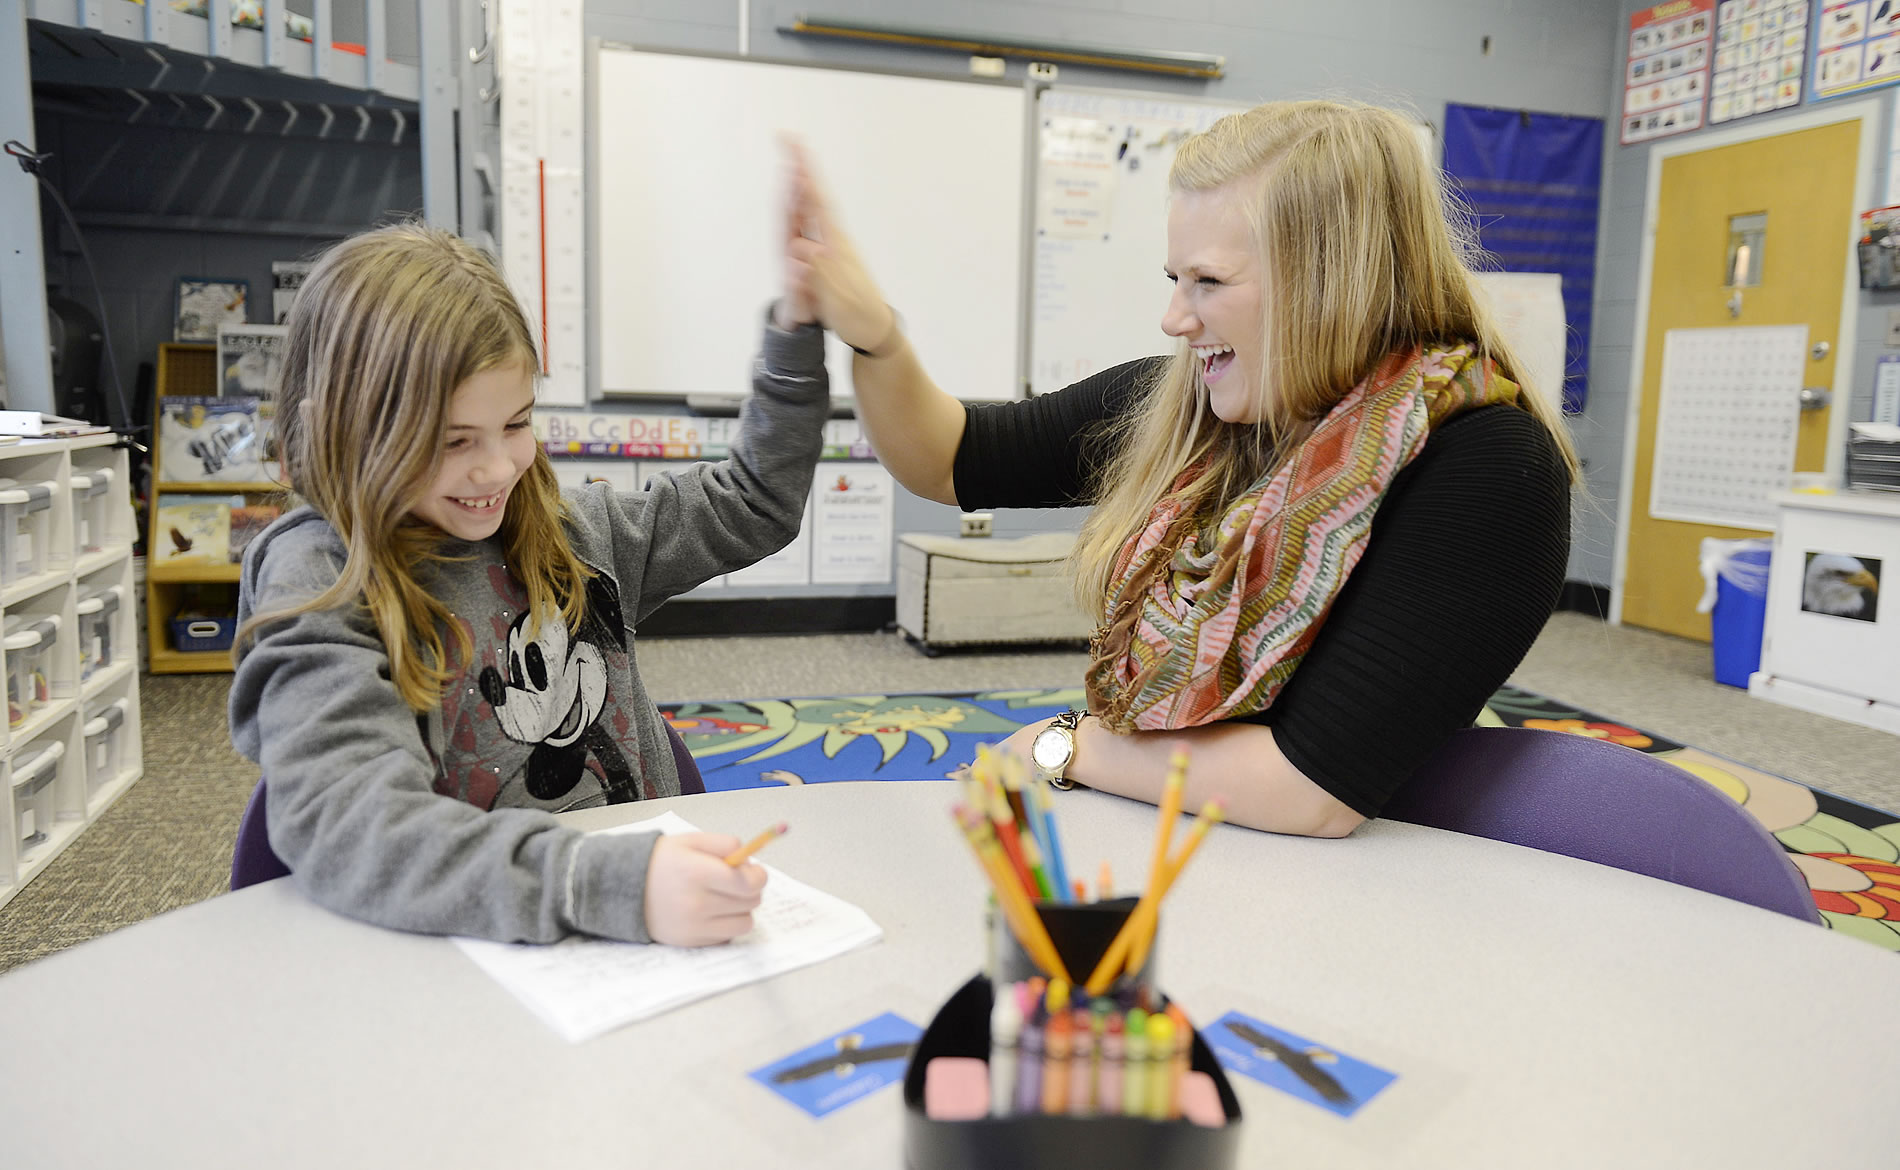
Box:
[662,683,1900,951]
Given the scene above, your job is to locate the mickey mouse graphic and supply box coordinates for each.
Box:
[476,577,641,803]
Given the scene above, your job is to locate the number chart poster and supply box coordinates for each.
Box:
[1623,0,1718,144]
[1812,0,1900,100]
[1712,0,1810,122]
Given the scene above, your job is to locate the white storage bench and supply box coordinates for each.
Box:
[895,532,1095,654]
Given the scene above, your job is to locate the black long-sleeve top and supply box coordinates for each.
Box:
[953,357,1572,818]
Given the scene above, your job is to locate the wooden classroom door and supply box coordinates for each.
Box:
[1620,119,1860,639]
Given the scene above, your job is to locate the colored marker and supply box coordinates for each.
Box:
[990,984,1021,1117]
[724,821,786,865]
[1123,1007,1149,1117]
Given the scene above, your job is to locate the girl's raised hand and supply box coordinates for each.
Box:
[780,137,899,353]
[644,832,768,947]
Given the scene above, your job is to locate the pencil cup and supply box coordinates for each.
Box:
[987,895,1156,993]
[901,975,1242,1170]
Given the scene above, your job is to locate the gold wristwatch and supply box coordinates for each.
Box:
[1030,709,1086,789]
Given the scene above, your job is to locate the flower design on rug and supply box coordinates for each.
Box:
[1519,718,1654,749]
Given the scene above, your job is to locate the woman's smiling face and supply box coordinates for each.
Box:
[1161,181,1267,424]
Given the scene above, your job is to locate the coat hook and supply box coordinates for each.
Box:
[391,108,407,146]
[280,99,299,136]
[241,97,264,133]
[316,102,335,139]
[202,94,225,130]
[353,106,372,142]
[123,89,151,125]
[469,0,493,63]
[479,80,501,104]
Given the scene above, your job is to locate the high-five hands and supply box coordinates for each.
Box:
[644,832,768,947]
[779,137,901,356]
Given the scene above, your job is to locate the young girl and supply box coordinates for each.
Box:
[228,219,830,946]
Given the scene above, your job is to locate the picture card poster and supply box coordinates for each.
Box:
[1712,0,1809,122]
[1623,0,1717,144]
[1812,0,1900,100]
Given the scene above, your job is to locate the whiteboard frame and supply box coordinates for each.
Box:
[585,43,1033,404]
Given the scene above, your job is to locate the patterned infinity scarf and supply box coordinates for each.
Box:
[1085,342,1520,733]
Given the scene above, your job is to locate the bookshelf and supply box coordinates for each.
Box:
[147,343,283,675]
[0,433,142,912]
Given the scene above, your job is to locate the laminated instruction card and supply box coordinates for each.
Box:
[454,812,883,1042]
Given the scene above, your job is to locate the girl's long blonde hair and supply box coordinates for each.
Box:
[1072,99,1581,609]
[239,222,590,711]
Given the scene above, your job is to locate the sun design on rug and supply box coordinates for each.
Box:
[668,696,1023,767]
[1517,717,1654,749]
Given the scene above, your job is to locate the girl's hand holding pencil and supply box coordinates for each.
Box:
[644,833,771,948]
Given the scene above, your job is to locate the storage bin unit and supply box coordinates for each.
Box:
[4,615,58,731]
[75,585,123,681]
[11,742,65,863]
[0,435,142,909]
[897,532,1094,652]
[82,699,130,798]
[69,468,114,555]
[0,478,56,586]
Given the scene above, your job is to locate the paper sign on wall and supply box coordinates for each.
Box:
[1622,0,1717,144]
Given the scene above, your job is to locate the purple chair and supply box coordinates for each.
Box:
[1380,728,1819,923]
[230,720,707,891]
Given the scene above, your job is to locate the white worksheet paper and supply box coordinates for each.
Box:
[453,812,883,1043]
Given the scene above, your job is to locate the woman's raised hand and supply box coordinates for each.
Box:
[781,137,899,354]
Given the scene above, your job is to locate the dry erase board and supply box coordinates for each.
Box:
[591,48,1026,401]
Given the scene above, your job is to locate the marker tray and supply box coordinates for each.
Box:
[900,973,1242,1170]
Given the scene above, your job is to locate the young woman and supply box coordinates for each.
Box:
[229,213,829,944]
[787,100,1578,837]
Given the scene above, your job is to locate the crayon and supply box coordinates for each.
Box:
[1098,1012,1125,1116]
[1122,1007,1148,1117]
[1166,1004,1192,1121]
[1042,1010,1073,1114]
[1015,1005,1045,1116]
[1145,1012,1176,1121]
[990,984,1022,1116]
[1067,1005,1095,1115]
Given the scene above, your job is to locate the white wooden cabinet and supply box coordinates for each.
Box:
[1751,490,1900,734]
[0,434,142,911]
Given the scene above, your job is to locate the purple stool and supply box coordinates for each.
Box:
[1381,728,1818,922]
[231,719,707,891]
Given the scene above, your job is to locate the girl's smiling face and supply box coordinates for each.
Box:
[411,361,537,541]
[1162,182,1268,424]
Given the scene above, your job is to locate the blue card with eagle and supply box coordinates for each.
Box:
[749,1012,923,1118]
[1204,1010,1397,1117]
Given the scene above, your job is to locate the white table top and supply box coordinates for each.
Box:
[2,781,1895,1168]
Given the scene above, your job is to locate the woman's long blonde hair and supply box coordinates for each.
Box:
[239,222,590,711]
[1072,99,1581,609]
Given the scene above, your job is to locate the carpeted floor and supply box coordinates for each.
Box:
[2,612,1895,973]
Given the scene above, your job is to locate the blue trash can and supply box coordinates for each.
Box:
[1706,540,1772,688]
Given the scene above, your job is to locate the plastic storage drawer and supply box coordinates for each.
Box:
[69,468,114,554]
[11,741,64,860]
[82,699,129,797]
[75,585,123,680]
[4,615,57,729]
[0,478,55,585]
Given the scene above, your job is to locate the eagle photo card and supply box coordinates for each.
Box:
[1800,551,1882,622]
[216,324,288,399]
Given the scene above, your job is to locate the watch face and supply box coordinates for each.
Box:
[1031,727,1070,771]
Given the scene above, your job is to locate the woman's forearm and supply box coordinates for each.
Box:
[849,335,968,506]
[1062,717,1366,839]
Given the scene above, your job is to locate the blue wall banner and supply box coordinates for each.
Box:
[1443,104,1605,415]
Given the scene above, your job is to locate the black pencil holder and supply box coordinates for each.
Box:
[986,895,1157,993]
[900,974,1243,1170]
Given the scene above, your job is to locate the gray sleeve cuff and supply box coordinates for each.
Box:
[760,301,826,379]
[563,829,660,943]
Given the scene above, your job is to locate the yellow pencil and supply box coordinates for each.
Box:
[1149,747,1189,892]
[1125,801,1226,974]
[724,822,787,866]
[1085,799,1226,995]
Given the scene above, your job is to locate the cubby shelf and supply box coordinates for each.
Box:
[0,433,143,912]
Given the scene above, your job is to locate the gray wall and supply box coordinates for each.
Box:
[576,0,1627,595]
[1573,0,1896,591]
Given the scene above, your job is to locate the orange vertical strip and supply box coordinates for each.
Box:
[537,158,550,375]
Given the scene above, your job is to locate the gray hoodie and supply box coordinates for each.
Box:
[228,317,827,943]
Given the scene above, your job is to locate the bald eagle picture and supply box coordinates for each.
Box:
[1801,552,1881,622]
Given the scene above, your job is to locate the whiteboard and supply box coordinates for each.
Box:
[593,49,1026,401]
[1030,89,1249,394]
[1649,325,1806,530]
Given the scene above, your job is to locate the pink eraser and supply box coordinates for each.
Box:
[1179,1071,1226,1128]
[923,1056,991,1121]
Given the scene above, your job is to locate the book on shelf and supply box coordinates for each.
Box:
[0,410,111,437]
[157,396,279,484]
[155,495,238,566]
[216,324,288,399]
[272,260,313,324]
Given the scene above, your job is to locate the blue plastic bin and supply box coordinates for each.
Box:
[1710,544,1772,688]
